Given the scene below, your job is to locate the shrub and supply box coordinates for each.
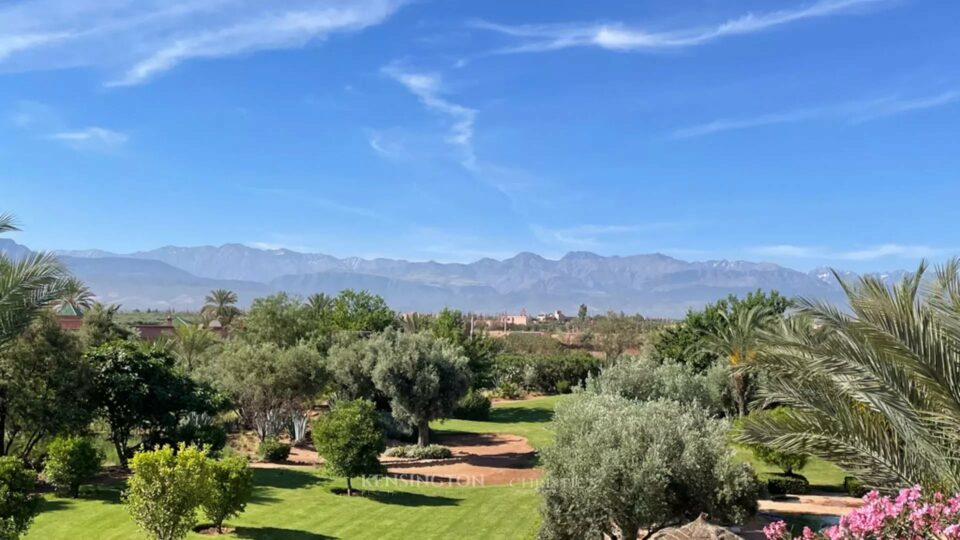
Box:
[496,381,522,400]
[202,456,254,534]
[312,399,385,495]
[453,390,491,420]
[0,457,41,540]
[843,476,868,498]
[539,395,759,539]
[736,409,808,474]
[554,380,571,394]
[494,351,600,395]
[257,438,290,463]
[125,445,211,540]
[42,436,104,498]
[383,445,453,460]
[764,473,809,496]
[588,356,730,416]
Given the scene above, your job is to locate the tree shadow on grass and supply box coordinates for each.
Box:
[37,499,74,513]
[253,468,325,490]
[233,526,337,540]
[488,407,553,424]
[363,490,461,507]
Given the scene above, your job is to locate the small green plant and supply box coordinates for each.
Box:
[313,399,385,496]
[452,390,491,420]
[383,444,453,460]
[257,438,290,463]
[0,456,41,540]
[202,456,254,534]
[554,380,571,394]
[737,409,808,475]
[43,436,104,498]
[765,473,810,496]
[124,444,212,540]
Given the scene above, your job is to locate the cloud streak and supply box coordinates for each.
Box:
[0,0,405,86]
[48,127,128,148]
[673,91,960,138]
[382,64,478,169]
[532,223,682,248]
[474,0,890,54]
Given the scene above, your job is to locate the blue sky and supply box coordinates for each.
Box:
[1,0,958,272]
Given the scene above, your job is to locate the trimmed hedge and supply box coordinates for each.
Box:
[453,390,492,420]
[765,473,810,496]
[383,444,453,460]
[844,476,869,497]
[257,438,291,463]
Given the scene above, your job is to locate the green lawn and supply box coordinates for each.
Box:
[27,397,563,540]
[432,395,566,449]
[27,468,540,540]
[732,446,848,492]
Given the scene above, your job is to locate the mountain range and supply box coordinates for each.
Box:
[0,239,908,318]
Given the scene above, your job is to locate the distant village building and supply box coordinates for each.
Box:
[536,310,568,323]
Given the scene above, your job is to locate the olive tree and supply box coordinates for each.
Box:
[371,332,470,446]
[538,395,758,540]
[312,399,385,495]
[125,445,211,540]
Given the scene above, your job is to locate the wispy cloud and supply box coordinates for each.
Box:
[0,0,405,86]
[474,0,890,54]
[244,186,384,220]
[382,64,478,169]
[750,243,950,261]
[673,90,960,138]
[48,127,128,148]
[532,223,681,248]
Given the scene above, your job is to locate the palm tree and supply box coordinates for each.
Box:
[737,261,960,491]
[306,292,333,314]
[202,288,240,326]
[52,276,95,315]
[0,213,66,347]
[698,304,775,416]
[172,323,218,371]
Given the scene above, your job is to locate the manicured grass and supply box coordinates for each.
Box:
[26,468,540,540]
[432,395,567,449]
[733,446,848,492]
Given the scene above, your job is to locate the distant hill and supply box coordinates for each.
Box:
[0,239,909,317]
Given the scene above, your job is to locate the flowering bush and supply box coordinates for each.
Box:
[764,486,960,539]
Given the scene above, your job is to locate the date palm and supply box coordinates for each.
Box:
[172,323,219,371]
[202,288,240,326]
[52,276,95,315]
[698,304,775,416]
[737,260,960,491]
[0,213,67,347]
[306,292,333,314]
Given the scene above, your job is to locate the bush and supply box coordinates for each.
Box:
[173,414,228,455]
[736,409,808,474]
[538,395,758,540]
[383,444,453,460]
[587,356,730,416]
[42,436,104,498]
[257,438,290,463]
[844,476,868,497]
[0,457,41,540]
[494,351,600,395]
[125,445,211,540]
[496,381,522,400]
[202,456,254,534]
[764,473,810,496]
[453,390,491,420]
[313,399,385,496]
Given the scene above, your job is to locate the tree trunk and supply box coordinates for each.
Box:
[346,476,353,496]
[417,419,430,447]
[733,372,748,417]
[113,437,128,470]
[0,391,6,456]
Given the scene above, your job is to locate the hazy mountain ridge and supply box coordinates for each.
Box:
[0,239,905,317]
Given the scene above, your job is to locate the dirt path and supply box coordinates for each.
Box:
[250,432,542,485]
[758,493,862,516]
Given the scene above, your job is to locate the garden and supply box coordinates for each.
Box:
[5,212,960,539]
